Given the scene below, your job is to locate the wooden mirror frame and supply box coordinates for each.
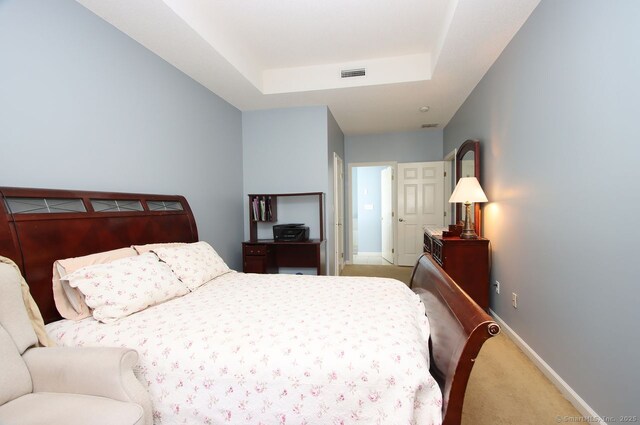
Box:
[455,139,482,236]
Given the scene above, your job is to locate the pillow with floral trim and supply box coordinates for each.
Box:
[64,252,189,323]
[152,241,231,290]
[52,247,138,320]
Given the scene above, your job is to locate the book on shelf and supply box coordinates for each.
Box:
[266,196,272,220]
[251,195,274,221]
[251,197,259,221]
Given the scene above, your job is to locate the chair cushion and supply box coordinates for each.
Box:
[0,263,37,353]
[0,325,32,406]
[0,392,144,425]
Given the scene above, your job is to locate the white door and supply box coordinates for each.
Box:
[334,153,345,274]
[397,162,445,266]
[380,166,394,264]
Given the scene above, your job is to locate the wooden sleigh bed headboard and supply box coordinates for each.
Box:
[0,186,499,425]
[0,186,198,323]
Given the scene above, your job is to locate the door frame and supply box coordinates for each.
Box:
[380,166,394,265]
[347,161,397,265]
[333,153,345,275]
[443,148,457,226]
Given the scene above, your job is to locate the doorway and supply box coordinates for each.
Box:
[348,162,396,266]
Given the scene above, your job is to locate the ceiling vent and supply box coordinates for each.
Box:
[341,68,366,78]
[421,123,438,128]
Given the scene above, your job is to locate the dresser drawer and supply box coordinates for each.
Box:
[244,245,267,256]
[423,233,433,254]
[432,238,443,266]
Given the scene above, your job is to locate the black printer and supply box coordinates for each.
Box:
[273,223,309,242]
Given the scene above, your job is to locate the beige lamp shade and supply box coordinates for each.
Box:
[449,177,488,204]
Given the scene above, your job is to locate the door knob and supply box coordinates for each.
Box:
[399,218,405,222]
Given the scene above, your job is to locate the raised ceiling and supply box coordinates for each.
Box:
[76,0,540,135]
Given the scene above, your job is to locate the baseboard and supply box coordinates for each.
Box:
[490,310,606,424]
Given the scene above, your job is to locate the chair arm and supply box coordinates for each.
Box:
[23,346,152,425]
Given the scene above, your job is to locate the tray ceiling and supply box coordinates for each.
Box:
[76,0,540,134]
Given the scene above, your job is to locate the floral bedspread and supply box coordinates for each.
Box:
[46,272,442,425]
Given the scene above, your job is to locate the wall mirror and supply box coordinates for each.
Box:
[455,139,482,236]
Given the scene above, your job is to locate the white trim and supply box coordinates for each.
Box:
[443,148,456,225]
[443,148,457,161]
[333,153,345,276]
[490,310,606,424]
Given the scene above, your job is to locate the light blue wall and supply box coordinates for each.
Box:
[242,106,329,196]
[242,106,334,275]
[356,166,385,252]
[0,0,244,268]
[345,130,443,164]
[444,0,639,417]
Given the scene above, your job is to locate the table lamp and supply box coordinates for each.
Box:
[449,177,488,239]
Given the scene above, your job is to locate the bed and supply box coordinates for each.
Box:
[0,186,499,425]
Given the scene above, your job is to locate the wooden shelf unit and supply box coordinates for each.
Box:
[244,192,326,275]
[248,192,324,242]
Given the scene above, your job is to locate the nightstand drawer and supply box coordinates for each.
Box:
[244,245,267,256]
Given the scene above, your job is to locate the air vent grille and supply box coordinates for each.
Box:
[421,123,438,128]
[341,68,366,78]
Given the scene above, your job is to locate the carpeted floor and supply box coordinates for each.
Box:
[341,264,583,425]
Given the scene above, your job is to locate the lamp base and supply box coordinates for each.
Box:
[459,229,478,239]
[459,201,478,239]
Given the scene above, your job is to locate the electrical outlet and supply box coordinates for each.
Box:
[495,281,500,294]
[512,292,518,308]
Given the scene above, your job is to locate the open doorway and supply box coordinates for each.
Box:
[348,162,396,266]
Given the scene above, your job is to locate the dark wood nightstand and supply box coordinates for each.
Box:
[242,242,276,274]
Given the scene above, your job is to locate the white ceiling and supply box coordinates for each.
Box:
[76,0,540,135]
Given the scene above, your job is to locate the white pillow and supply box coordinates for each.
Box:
[64,252,189,323]
[52,247,139,320]
[152,241,230,290]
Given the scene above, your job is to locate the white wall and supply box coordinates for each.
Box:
[444,0,639,417]
[0,0,244,269]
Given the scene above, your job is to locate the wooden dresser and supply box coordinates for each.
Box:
[424,225,490,310]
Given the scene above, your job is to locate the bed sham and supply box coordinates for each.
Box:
[63,253,189,323]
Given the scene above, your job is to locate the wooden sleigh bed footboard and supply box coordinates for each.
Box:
[410,253,500,425]
[1,186,499,424]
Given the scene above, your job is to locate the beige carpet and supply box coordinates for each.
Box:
[341,264,583,425]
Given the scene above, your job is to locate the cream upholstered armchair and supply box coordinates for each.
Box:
[0,262,152,425]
